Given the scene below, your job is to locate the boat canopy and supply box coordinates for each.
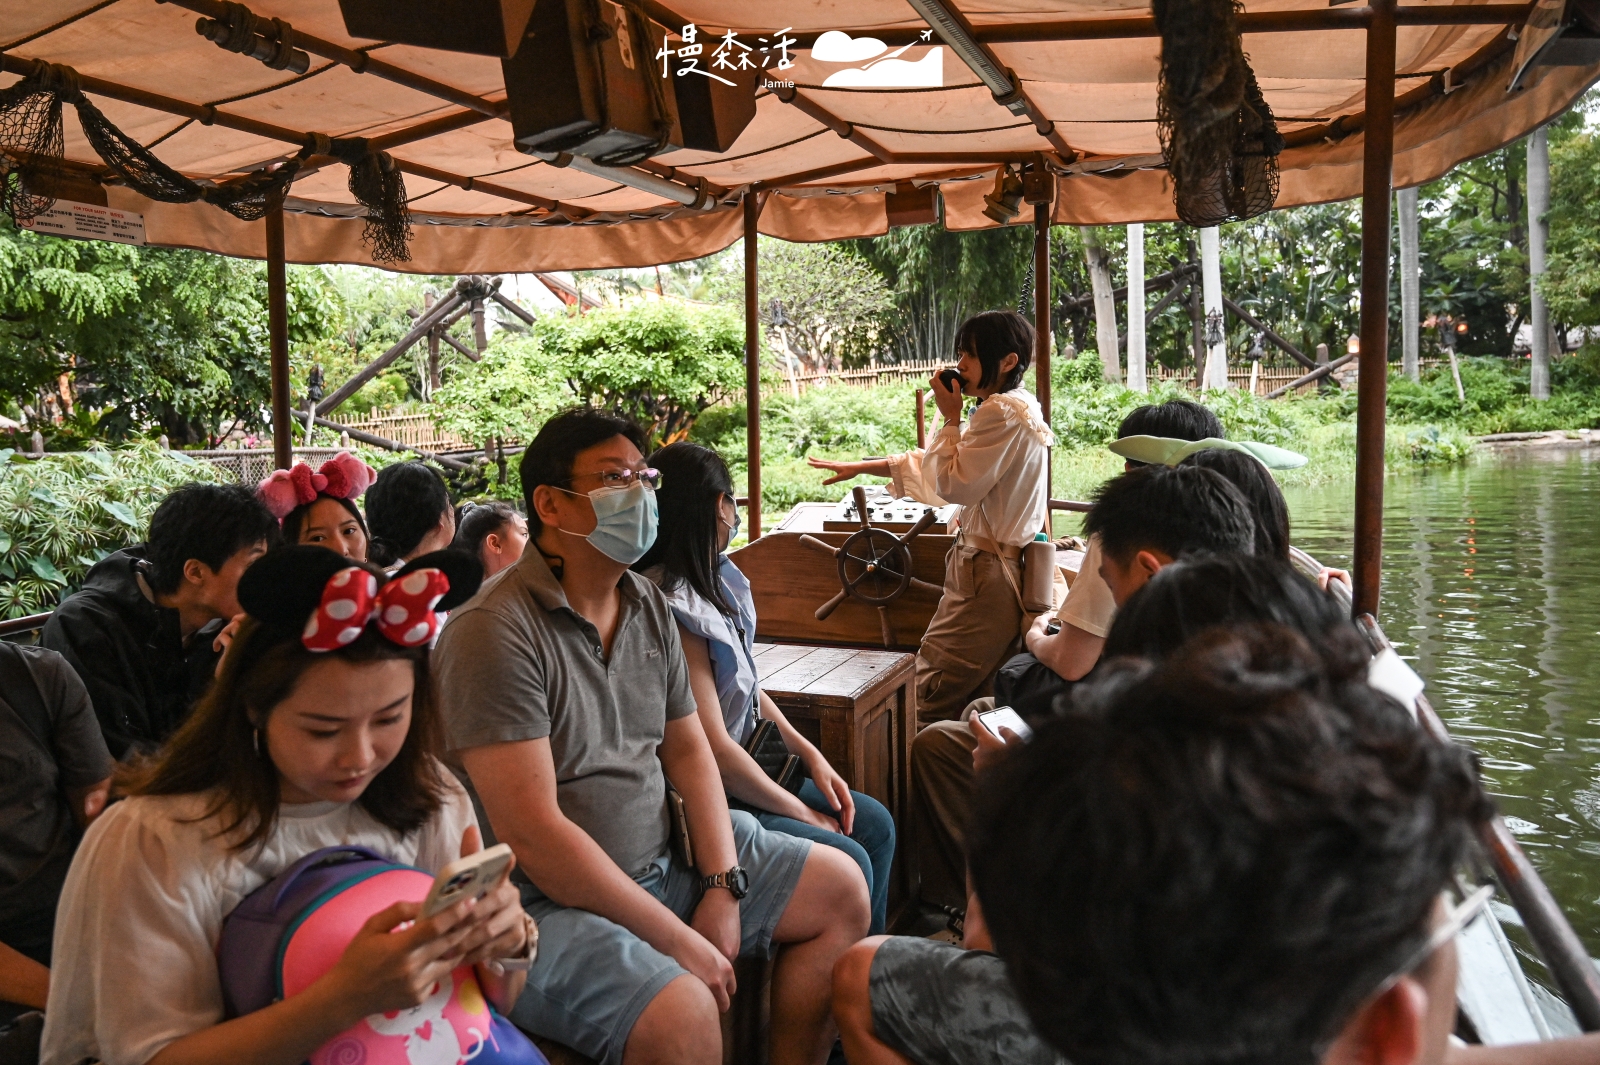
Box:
[2,0,1594,273]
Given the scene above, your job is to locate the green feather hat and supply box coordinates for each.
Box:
[1108,435,1308,469]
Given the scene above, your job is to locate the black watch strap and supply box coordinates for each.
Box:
[700,864,750,900]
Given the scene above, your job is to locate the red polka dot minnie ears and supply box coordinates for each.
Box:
[257,451,378,522]
[237,545,483,651]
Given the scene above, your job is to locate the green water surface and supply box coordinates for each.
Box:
[1283,448,1600,956]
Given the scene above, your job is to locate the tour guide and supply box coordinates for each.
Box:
[810,310,1054,724]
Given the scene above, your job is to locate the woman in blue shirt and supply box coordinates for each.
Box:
[636,443,896,934]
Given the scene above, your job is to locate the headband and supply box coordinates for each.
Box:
[258,451,379,521]
[237,545,483,652]
[1108,435,1308,470]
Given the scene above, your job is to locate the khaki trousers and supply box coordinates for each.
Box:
[907,698,992,914]
[913,545,1023,727]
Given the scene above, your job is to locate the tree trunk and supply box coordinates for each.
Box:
[1080,226,1122,384]
[1528,126,1552,401]
[1126,223,1148,392]
[1200,227,1227,390]
[1398,187,1421,382]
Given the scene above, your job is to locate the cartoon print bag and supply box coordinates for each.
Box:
[218,845,545,1065]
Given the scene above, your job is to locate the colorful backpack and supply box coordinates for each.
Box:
[218,845,546,1065]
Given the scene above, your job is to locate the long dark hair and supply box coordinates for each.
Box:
[119,571,447,853]
[366,462,451,566]
[1181,449,1290,560]
[282,494,369,546]
[632,442,735,616]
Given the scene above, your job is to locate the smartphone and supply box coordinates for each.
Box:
[977,705,1034,743]
[938,368,964,393]
[421,843,515,918]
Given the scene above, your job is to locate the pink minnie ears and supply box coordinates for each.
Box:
[256,452,377,521]
[302,566,450,650]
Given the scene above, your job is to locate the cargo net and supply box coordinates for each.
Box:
[1153,0,1285,227]
[0,63,408,258]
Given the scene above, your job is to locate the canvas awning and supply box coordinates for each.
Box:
[3,0,1595,273]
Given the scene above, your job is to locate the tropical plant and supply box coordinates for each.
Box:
[0,443,227,619]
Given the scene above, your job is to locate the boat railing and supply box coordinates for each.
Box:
[1289,545,1600,1028]
[0,611,51,640]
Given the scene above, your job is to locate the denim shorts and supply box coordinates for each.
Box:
[870,936,1067,1065]
[508,811,811,1065]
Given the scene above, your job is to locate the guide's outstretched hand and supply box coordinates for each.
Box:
[807,456,892,485]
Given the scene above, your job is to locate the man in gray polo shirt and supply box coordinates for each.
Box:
[434,407,869,1065]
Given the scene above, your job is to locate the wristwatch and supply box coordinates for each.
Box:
[700,865,750,900]
[488,911,540,973]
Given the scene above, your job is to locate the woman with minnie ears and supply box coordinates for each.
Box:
[40,545,537,1065]
[258,452,379,561]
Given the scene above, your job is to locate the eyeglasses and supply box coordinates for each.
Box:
[568,467,662,492]
[1367,878,1495,1001]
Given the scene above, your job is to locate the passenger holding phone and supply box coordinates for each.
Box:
[809,311,1055,725]
[636,441,897,936]
[41,546,538,1065]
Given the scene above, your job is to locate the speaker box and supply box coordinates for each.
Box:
[672,66,759,153]
[337,0,537,58]
[503,0,683,166]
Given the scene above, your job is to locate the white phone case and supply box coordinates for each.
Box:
[421,842,515,918]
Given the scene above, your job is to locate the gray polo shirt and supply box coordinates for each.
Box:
[434,550,697,881]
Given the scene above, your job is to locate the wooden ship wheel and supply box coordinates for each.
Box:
[799,486,944,648]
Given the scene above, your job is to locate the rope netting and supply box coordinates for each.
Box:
[1153,0,1284,227]
[0,62,410,260]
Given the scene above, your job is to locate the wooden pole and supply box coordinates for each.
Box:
[1034,204,1051,421]
[424,291,441,397]
[265,203,292,471]
[744,193,762,541]
[1353,0,1398,619]
[915,389,927,448]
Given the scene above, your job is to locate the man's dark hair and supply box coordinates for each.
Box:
[1116,399,1223,445]
[971,625,1492,1065]
[365,461,451,567]
[1181,449,1290,560]
[955,310,1033,392]
[1103,554,1353,662]
[520,406,648,537]
[1083,465,1255,565]
[146,483,277,594]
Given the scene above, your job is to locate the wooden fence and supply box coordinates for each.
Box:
[764,359,954,397]
[342,412,470,453]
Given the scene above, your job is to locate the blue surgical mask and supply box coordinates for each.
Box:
[722,501,741,543]
[557,482,659,564]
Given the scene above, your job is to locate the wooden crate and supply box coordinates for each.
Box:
[751,643,916,832]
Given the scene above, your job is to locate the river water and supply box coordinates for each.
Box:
[1283,447,1600,958]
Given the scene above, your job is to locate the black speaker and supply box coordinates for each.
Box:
[672,65,758,153]
[337,0,537,58]
[503,0,683,166]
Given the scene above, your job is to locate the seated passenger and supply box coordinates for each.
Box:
[1180,446,1290,559]
[838,556,1355,1065]
[41,483,278,758]
[966,625,1491,1065]
[635,441,897,935]
[366,461,456,570]
[453,501,529,580]
[257,451,379,561]
[0,642,111,1032]
[39,545,534,1065]
[906,460,1256,920]
[433,407,870,1065]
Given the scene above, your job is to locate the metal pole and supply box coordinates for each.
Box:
[1127,223,1147,392]
[1353,0,1397,619]
[1399,186,1421,382]
[744,192,762,541]
[1200,227,1226,389]
[265,203,292,471]
[1529,126,1552,401]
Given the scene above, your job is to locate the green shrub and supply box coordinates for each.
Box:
[0,443,227,619]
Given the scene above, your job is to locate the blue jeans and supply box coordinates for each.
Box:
[752,780,896,934]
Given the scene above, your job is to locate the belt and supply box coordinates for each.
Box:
[957,531,1023,561]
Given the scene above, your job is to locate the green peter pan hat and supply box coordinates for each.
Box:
[1108,435,1308,469]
